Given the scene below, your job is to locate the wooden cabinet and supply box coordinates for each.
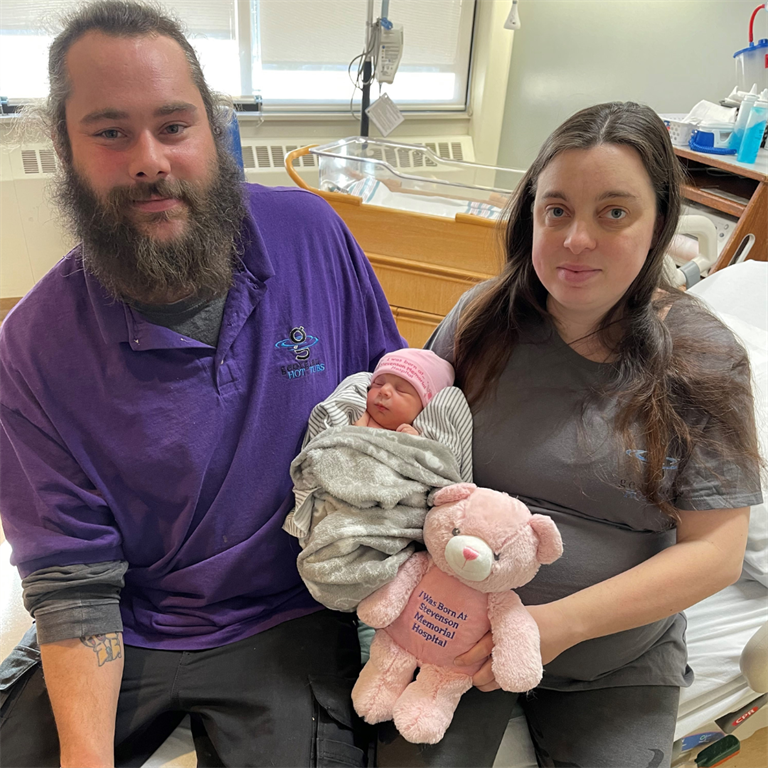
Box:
[674,147,768,271]
[321,193,503,346]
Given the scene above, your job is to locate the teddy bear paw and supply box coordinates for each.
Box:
[393,695,457,745]
[391,669,473,744]
[495,664,543,694]
[351,677,400,724]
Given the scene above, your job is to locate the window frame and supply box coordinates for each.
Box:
[0,0,478,115]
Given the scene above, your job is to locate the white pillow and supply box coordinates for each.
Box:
[690,263,768,587]
[717,314,768,587]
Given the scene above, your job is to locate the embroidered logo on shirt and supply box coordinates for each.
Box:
[275,326,319,360]
[275,326,326,380]
[621,449,679,499]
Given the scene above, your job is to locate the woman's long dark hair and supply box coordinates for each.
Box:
[455,102,761,517]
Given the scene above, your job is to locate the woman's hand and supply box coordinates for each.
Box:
[453,632,498,692]
[453,602,580,691]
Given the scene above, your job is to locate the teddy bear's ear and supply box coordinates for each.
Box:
[530,514,564,564]
[431,483,477,507]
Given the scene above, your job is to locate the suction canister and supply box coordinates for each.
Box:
[734,4,768,91]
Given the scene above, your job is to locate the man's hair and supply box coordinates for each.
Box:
[44,0,228,162]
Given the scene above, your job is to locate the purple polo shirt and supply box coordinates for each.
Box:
[0,183,403,650]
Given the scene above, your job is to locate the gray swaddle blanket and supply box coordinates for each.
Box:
[283,372,473,611]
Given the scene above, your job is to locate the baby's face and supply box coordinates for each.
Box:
[366,373,423,430]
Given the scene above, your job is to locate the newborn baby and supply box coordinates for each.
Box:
[284,346,472,611]
[354,349,455,435]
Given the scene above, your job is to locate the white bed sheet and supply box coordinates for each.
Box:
[491,574,768,766]
[326,176,504,220]
[675,573,768,739]
[144,720,196,768]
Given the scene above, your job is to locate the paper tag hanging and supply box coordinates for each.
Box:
[366,93,404,137]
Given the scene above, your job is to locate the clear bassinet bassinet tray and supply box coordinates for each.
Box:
[308,137,525,220]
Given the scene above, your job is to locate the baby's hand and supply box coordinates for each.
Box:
[396,424,420,436]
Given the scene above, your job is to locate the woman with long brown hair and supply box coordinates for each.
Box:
[377,102,763,767]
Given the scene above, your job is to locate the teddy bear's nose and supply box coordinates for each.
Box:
[462,547,479,561]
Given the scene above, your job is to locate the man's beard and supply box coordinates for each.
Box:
[53,147,246,305]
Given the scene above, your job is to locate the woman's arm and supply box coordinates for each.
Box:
[458,506,750,691]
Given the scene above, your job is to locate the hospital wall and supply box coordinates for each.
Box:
[497,0,761,169]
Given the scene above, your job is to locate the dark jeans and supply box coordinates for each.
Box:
[0,610,366,768]
[376,683,680,768]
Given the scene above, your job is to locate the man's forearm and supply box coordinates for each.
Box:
[40,632,124,768]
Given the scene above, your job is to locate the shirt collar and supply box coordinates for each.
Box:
[237,187,276,285]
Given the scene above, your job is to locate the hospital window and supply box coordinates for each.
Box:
[0,0,476,112]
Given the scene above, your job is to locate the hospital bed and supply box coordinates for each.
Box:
[1,539,764,766]
[0,262,764,766]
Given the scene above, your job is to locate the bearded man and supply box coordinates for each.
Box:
[0,2,402,766]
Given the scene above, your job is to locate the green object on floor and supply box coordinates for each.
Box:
[695,735,741,768]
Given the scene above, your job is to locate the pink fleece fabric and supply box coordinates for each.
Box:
[373,349,455,407]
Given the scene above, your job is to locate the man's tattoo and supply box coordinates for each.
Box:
[80,633,123,666]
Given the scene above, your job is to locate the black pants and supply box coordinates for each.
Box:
[376,683,680,768]
[0,610,366,768]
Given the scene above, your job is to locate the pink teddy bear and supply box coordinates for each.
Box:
[351,482,563,745]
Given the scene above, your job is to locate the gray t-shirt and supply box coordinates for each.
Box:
[427,291,763,691]
[132,294,227,348]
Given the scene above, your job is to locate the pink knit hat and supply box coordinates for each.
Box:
[372,349,455,407]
